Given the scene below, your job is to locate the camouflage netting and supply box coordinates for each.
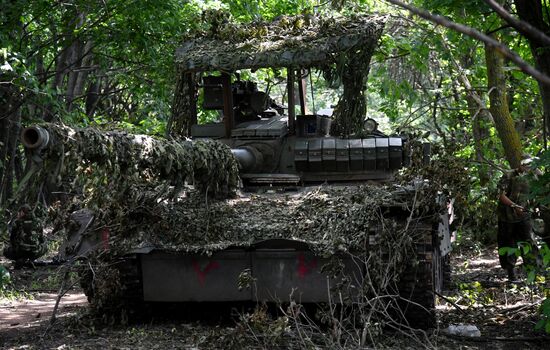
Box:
[83,182,441,325]
[171,12,386,137]
[176,13,385,72]
[4,124,239,261]
[110,184,437,257]
[5,125,447,329]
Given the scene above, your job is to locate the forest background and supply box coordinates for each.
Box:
[1,0,550,334]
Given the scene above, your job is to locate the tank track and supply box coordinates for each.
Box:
[441,254,452,292]
[80,254,144,323]
[396,224,439,329]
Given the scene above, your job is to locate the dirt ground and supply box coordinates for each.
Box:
[1,246,549,349]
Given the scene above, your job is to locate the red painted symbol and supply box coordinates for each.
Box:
[101,228,110,250]
[297,254,317,279]
[192,260,220,285]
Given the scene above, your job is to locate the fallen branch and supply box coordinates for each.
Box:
[442,332,550,342]
[499,302,540,315]
[41,262,79,337]
[434,290,467,315]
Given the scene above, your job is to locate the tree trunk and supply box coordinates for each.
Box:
[0,112,21,205]
[466,94,492,185]
[485,38,523,169]
[447,45,492,183]
[85,76,101,118]
[515,0,550,147]
[73,41,94,105]
[65,40,82,110]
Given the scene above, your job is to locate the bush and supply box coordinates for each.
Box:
[0,264,10,292]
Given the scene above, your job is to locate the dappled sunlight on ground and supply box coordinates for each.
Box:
[0,292,87,331]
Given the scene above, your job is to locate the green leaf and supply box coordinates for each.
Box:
[0,265,10,290]
[527,270,536,284]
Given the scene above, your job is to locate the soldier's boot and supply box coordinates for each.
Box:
[507,267,519,283]
[2,245,16,261]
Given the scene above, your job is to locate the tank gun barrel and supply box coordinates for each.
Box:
[21,126,257,172]
[230,148,259,172]
[21,126,50,150]
[18,123,240,197]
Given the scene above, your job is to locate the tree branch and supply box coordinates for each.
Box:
[384,0,550,86]
[484,0,550,46]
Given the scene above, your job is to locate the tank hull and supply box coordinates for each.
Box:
[140,244,361,303]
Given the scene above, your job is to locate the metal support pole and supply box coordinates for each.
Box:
[298,69,308,115]
[221,73,234,138]
[287,68,296,135]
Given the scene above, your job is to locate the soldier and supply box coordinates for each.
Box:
[3,204,47,264]
[497,157,541,281]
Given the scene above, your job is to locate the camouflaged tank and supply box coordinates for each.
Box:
[19,14,452,329]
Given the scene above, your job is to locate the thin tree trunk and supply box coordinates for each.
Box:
[444,37,492,183]
[65,40,81,111]
[0,119,9,190]
[73,41,94,104]
[467,95,491,185]
[14,148,24,182]
[485,38,523,169]
[0,112,21,205]
[52,47,69,92]
[85,76,101,118]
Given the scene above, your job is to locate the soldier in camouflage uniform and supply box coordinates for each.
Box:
[497,161,540,281]
[3,204,47,263]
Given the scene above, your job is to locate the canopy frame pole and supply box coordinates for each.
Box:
[221,73,234,138]
[287,68,296,135]
[298,69,308,115]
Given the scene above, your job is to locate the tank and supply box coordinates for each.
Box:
[17,14,452,329]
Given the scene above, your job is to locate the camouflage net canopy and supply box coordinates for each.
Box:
[176,13,385,72]
[172,12,386,137]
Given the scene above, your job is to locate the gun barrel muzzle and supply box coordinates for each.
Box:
[21,126,50,150]
[231,148,257,172]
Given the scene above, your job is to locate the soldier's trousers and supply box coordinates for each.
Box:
[497,219,538,274]
[539,207,550,247]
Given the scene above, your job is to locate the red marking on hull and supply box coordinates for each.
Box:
[297,254,317,279]
[192,260,220,285]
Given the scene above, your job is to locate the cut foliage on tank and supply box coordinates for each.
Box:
[4,12,453,331]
